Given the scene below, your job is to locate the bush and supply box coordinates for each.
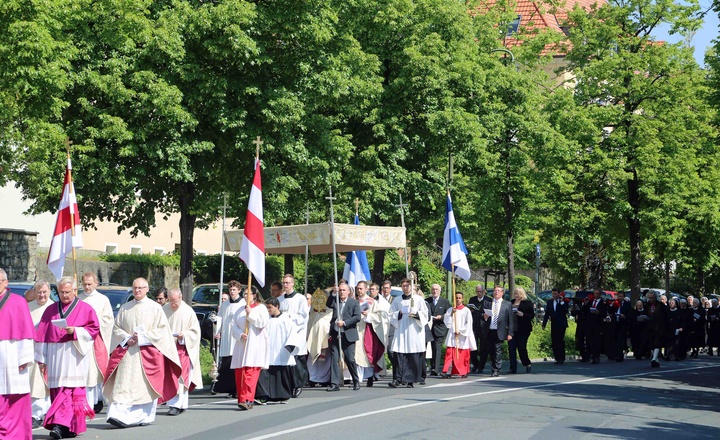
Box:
[100,253,180,266]
[200,342,216,386]
[525,320,578,359]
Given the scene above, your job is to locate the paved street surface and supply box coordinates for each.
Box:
[33,357,720,440]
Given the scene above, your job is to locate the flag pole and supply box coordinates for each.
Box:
[451,263,458,359]
[65,139,78,284]
[245,138,262,336]
[326,186,343,365]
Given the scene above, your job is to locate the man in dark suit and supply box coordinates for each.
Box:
[468,285,492,373]
[425,284,452,376]
[326,281,362,391]
[487,285,514,377]
[542,287,569,365]
[583,288,609,364]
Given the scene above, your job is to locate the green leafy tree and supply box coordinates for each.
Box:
[561,0,715,300]
[6,0,380,300]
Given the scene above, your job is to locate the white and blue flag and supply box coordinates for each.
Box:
[343,214,372,286]
[442,193,471,281]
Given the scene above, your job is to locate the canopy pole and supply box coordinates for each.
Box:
[395,196,409,278]
[304,204,310,295]
[326,186,343,363]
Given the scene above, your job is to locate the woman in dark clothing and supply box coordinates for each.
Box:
[508,287,535,374]
[630,300,648,360]
[705,298,720,356]
[687,298,706,358]
[666,298,687,361]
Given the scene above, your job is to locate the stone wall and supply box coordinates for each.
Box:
[0,228,38,280]
[32,256,180,288]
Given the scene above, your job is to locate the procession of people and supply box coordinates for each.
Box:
[2,265,720,439]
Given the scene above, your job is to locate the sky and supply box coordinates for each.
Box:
[652,0,718,67]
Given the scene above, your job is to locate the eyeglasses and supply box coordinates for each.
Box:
[134,286,149,290]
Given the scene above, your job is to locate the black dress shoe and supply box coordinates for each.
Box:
[107,418,129,429]
[366,377,374,387]
[49,426,63,439]
[167,407,180,416]
[327,384,340,392]
[388,380,401,388]
[353,382,360,391]
[93,401,104,414]
[507,370,516,374]
[430,370,439,376]
[491,371,500,377]
[651,360,660,368]
[292,387,303,398]
[459,374,468,379]
[526,365,532,373]
[406,383,414,388]
[32,417,41,429]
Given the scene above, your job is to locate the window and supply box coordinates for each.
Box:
[130,245,142,255]
[154,247,165,255]
[105,243,118,254]
[506,15,521,36]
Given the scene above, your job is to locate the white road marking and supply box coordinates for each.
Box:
[243,363,719,440]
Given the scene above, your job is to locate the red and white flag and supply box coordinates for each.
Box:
[239,158,265,287]
[47,157,83,280]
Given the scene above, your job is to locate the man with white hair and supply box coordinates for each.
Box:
[35,276,100,439]
[163,288,203,416]
[0,268,35,440]
[28,280,54,428]
[78,272,113,414]
[104,278,180,428]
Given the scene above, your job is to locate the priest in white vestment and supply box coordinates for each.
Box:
[104,278,181,428]
[164,289,203,416]
[230,286,269,410]
[28,280,54,428]
[278,274,310,398]
[354,282,387,386]
[255,297,298,404]
[78,272,113,413]
[35,277,100,439]
[388,278,429,388]
[0,268,35,440]
[442,292,476,377]
[214,280,245,396]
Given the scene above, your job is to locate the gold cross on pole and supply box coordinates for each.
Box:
[253,136,263,158]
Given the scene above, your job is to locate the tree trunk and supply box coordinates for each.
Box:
[697,265,705,295]
[373,249,386,284]
[503,136,515,296]
[505,191,515,296]
[628,170,642,303]
[178,183,197,304]
[664,260,671,293]
[284,254,293,278]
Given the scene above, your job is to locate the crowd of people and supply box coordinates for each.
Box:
[2,265,719,439]
[0,268,200,439]
[546,287,720,368]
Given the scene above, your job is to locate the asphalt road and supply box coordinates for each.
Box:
[33,356,720,440]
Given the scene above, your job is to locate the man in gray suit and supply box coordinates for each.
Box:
[326,282,362,391]
[487,285,514,377]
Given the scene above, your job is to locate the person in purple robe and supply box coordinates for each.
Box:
[35,276,100,439]
[0,268,36,440]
